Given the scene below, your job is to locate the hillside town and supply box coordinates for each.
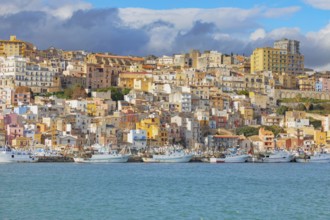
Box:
[1,35,330,160]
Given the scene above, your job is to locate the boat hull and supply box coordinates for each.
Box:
[262,156,293,163]
[209,158,225,163]
[210,155,249,163]
[309,158,330,163]
[74,154,130,163]
[0,153,38,163]
[225,155,250,163]
[295,158,310,163]
[142,155,193,163]
[308,153,330,163]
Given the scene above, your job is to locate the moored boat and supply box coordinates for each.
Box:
[309,151,330,163]
[74,150,130,163]
[261,150,293,163]
[142,150,193,163]
[0,146,38,163]
[209,157,225,163]
[295,158,310,163]
[210,154,249,163]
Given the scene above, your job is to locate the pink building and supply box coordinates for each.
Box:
[4,113,24,145]
[319,78,330,92]
[6,124,24,145]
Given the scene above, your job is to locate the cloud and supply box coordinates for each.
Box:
[0,1,329,70]
[250,28,266,41]
[304,0,330,10]
[263,6,301,18]
[0,0,92,19]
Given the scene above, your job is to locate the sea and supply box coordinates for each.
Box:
[0,163,329,220]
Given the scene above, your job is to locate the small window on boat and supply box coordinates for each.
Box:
[12,155,14,158]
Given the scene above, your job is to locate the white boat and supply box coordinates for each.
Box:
[309,152,330,163]
[295,154,310,163]
[209,157,225,163]
[74,150,130,163]
[295,158,310,163]
[210,154,249,163]
[0,147,38,163]
[224,154,250,163]
[261,150,294,163]
[142,150,193,163]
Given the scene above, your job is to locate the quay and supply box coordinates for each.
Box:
[36,156,205,163]
[37,156,74,163]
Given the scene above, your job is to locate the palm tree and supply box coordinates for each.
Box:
[303,98,312,111]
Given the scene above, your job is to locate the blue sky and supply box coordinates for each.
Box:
[1,0,330,69]
[90,0,329,33]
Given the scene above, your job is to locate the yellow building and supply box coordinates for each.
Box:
[240,107,254,121]
[314,130,326,146]
[12,137,32,148]
[36,123,47,133]
[118,72,151,89]
[0,35,34,57]
[136,117,167,146]
[251,44,304,75]
[298,76,315,91]
[277,73,297,89]
[87,101,97,117]
[34,133,46,145]
[133,78,153,92]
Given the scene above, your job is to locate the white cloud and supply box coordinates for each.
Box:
[0,0,92,19]
[304,0,330,10]
[119,7,267,31]
[250,28,266,41]
[263,6,301,18]
[48,3,92,20]
[1,1,330,70]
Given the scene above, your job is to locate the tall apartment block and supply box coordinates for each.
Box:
[250,38,304,75]
[0,35,35,57]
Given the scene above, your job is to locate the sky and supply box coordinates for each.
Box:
[1,0,330,70]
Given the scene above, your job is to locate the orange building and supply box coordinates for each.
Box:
[259,127,274,150]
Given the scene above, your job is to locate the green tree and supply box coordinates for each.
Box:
[237,90,249,96]
[263,125,284,136]
[309,118,322,129]
[303,98,312,111]
[295,103,306,111]
[276,106,289,115]
[236,126,259,137]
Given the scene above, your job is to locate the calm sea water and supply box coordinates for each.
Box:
[0,163,329,220]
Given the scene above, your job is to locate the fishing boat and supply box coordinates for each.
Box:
[209,157,225,163]
[295,153,311,163]
[261,150,294,163]
[74,149,130,163]
[0,146,38,163]
[74,144,130,163]
[210,153,249,163]
[309,151,330,163]
[142,150,193,163]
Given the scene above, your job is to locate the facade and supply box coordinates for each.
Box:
[251,39,304,75]
[12,86,32,106]
[127,129,147,149]
[259,127,274,149]
[0,36,35,57]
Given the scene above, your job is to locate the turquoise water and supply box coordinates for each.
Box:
[0,163,329,220]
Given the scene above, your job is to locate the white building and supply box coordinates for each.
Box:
[157,56,174,66]
[169,92,192,112]
[127,129,147,150]
[286,119,309,128]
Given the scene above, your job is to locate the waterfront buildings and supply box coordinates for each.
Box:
[0,35,329,153]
